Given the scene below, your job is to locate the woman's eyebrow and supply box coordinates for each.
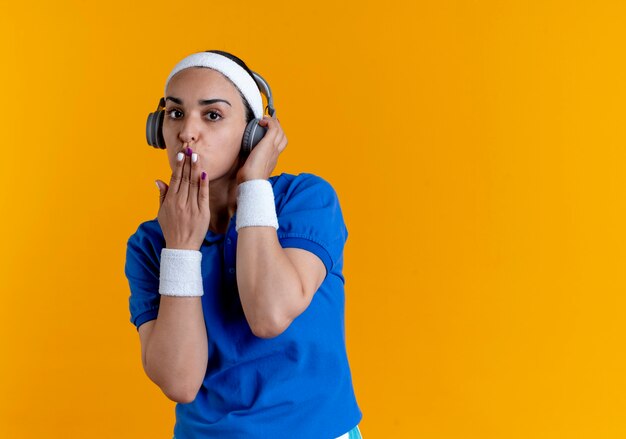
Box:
[165,96,232,106]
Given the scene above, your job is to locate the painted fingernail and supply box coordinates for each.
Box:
[177,152,184,162]
[192,153,198,163]
[201,171,207,180]
[186,147,193,156]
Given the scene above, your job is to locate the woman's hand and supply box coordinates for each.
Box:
[236,115,288,184]
[155,146,211,250]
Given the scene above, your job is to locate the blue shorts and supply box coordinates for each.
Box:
[172,424,362,438]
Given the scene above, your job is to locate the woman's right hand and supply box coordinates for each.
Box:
[155,147,211,251]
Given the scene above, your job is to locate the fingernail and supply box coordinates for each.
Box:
[186,147,193,156]
[155,180,160,190]
[177,152,184,161]
[201,171,207,180]
[192,153,198,163]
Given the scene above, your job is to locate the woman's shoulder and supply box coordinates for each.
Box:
[269,172,343,218]
[126,216,164,248]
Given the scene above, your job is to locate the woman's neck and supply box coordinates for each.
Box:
[208,164,239,235]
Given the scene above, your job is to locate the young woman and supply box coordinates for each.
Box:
[125,50,363,439]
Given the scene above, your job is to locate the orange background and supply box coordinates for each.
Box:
[1,1,625,437]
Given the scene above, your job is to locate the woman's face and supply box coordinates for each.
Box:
[162,67,248,180]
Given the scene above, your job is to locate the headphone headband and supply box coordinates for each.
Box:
[250,71,276,118]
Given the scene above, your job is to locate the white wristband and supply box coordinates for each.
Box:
[235,179,279,231]
[159,248,204,297]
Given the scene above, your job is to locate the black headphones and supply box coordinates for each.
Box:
[146,68,276,155]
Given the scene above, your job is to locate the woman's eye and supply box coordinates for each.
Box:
[205,111,222,121]
[166,109,183,119]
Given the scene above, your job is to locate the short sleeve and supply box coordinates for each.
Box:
[275,173,348,276]
[124,222,162,331]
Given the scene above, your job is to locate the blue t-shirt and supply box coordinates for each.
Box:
[125,172,362,439]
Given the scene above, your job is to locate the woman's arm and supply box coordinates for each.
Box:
[236,226,326,338]
[142,295,208,403]
[234,115,327,337]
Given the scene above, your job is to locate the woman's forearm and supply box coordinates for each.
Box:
[145,295,208,403]
[236,226,305,338]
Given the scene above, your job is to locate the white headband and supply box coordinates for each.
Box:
[164,52,264,120]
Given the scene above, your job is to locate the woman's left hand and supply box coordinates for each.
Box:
[236,115,288,184]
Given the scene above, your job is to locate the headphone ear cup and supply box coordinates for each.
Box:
[146,105,166,148]
[146,112,156,147]
[155,109,166,149]
[241,118,267,155]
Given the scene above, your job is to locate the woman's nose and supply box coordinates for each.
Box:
[179,133,196,144]
[179,129,197,144]
[178,116,200,144]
